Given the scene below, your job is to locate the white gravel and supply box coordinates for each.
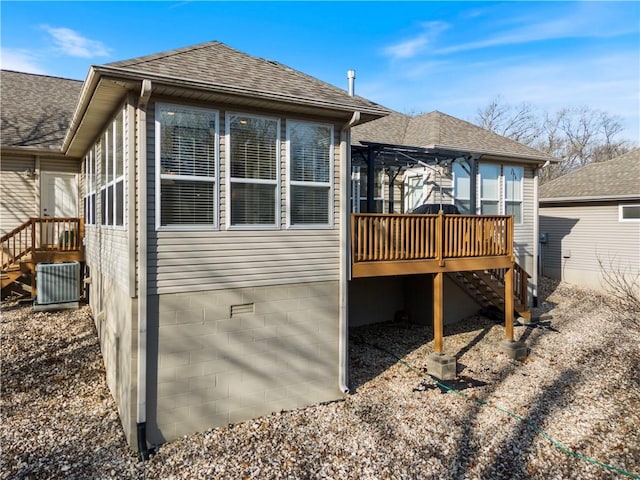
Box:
[2,278,639,479]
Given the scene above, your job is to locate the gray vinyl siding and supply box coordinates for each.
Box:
[540,202,640,289]
[40,157,79,174]
[0,156,36,235]
[513,165,535,273]
[146,101,341,295]
[0,155,82,235]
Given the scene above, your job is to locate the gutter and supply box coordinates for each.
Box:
[540,194,640,204]
[339,110,362,394]
[136,79,152,460]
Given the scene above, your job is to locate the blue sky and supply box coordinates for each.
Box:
[2,1,639,141]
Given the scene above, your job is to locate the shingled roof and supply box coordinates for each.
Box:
[352,110,554,162]
[101,41,389,117]
[540,148,640,202]
[1,70,83,150]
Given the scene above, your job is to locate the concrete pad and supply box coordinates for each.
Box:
[427,353,457,380]
[500,339,528,360]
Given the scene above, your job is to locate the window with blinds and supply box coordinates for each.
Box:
[157,104,218,228]
[480,164,500,215]
[505,166,523,224]
[287,121,333,227]
[453,162,472,214]
[227,114,279,227]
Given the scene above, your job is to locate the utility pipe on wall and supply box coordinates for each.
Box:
[136,79,152,460]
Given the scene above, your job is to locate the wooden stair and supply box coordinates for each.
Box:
[448,265,532,321]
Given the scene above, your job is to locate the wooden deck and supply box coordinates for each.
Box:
[350,212,529,355]
[351,213,514,278]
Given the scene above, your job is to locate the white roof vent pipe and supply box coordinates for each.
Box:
[347,69,356,96]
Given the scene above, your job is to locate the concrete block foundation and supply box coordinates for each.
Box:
[427,353,457,380]
[500,339,528,360]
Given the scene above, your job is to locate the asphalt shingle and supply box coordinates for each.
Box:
[105,41,389,116]
[540,148,640,200]
[1,70,83,150]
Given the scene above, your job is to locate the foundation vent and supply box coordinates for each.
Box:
[230,303,254,317]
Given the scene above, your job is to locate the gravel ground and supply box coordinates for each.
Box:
[2,279,639,479]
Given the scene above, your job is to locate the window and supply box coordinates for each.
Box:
[505,166,523,224]
[227,114,279,228]
[620,204,640,222]
[84,147,96,225]
[453,162,471,214]
[100,109,126,227]
[157,104,218,229]
[287,121,333,226]
[479,164,500,215]
[356,166,385,213]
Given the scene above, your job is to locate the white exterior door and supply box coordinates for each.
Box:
[40,172,78,218]
[404,172,426,212]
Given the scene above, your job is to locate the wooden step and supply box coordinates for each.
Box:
[1,269,23,289]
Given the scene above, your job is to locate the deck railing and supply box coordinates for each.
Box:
[351,213,513,264]
[1,217,84,270]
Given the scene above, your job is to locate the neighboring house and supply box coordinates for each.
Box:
[539,149,640,292]
[1,41,556,454]
[1,71,83,234]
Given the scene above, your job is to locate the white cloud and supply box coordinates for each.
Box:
[383,21,449,60]
[41,25,110,58]
[436,3,638,56]
[0,48,47,74]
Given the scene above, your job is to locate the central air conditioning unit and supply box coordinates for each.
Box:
[34,262,81,311]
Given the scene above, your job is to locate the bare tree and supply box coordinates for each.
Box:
[473,97,634,183]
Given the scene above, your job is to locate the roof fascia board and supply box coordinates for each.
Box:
[62,67,101,153]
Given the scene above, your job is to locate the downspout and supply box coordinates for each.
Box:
[339,109,360,394]
[136,79,152,460]
[339,69,362,395]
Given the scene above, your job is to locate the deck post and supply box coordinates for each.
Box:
[428,270,457,379]
[433,271,444,353]
[504,265,514,341]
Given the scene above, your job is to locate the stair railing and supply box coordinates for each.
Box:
[1,218,84,271]
[488,263,530,308]
[1,219,33,271]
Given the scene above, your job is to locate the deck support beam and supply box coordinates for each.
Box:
[433,271,444,354]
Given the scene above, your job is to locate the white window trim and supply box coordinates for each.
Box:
[225,112,281,230]
[155,103,220,231]
[619,204,640,222]
[84,147,96,226]
[106,109,126,230]
[286,120,334,229]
